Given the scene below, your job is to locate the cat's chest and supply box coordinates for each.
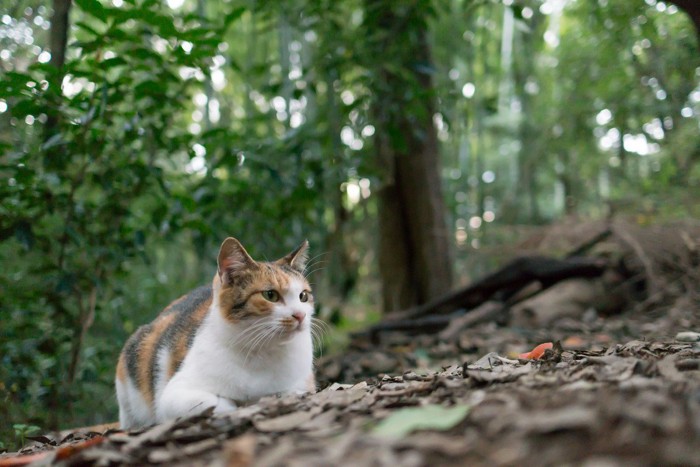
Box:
[173,326,312,400]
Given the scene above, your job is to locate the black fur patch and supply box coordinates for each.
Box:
[279,264,296,275]
[232,271,254,290]
[124,325,150,384]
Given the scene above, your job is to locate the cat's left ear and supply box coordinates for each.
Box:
[278,240,309,273]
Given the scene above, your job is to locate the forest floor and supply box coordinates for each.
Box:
[2,219,699,466]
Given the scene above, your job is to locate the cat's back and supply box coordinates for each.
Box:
[116,285,213,424]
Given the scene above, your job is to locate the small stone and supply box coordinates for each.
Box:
[675,331,700,342]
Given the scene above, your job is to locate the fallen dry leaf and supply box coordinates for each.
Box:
[518,342,554,359]
[253,406,323,432]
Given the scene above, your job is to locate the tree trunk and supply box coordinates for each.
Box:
[513,20,538,223]
[49,0,71,71]
[365,1,453,312]
[45,0,71,145]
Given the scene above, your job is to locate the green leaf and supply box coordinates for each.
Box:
[372,404,470,438]
[141,13,177,37]
[102,6,134,25]
[100,57,128,69]
[10,99,40,119]
[75,21,103,37]
[224,7,246,28]
[134,80,164,97]
[74,0,108,23]
[1,71,34,91]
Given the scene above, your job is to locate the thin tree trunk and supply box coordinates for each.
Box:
[44,0,71,152]
[513,9,544,223]
[45,0,71,142]
[49,0,71,71]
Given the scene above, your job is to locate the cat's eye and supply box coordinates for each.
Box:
[262,290,280,302]
[299,291,310,302]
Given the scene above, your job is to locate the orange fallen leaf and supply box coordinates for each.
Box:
[518,342,553,360]
[0,436,105,467]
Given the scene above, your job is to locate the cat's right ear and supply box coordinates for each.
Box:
[217,237,255,285]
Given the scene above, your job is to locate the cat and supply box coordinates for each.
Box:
[115,237,316,429]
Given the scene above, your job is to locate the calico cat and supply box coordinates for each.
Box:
[115,237,316,429]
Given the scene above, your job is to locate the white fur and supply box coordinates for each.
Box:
[117,376,153,429]
[117,277,314,429]
[154,347,171,398]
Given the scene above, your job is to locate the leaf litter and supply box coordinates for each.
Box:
[3,332,697,466]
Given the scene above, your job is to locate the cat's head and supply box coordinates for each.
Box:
[214,237,313,336]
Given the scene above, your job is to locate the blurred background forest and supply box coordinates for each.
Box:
[1,0,699,448]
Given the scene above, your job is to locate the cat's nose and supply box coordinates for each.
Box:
[291,310,306,323]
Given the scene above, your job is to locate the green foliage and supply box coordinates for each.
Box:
[12,424,40,448]
[0,0,231,445]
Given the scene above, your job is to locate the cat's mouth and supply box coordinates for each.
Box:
[280,317,305,333]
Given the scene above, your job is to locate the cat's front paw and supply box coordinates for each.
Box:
[212,396,237,415]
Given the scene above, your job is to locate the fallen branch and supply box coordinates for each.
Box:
[362,312,465,343]
[565,227,612,258]
[384,256,607,322]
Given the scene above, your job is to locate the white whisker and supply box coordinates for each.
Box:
[303,266,326,279]
[310,318,330,356]
[303,252,329,277]
[229,321,273,346]
[304,251,329,268]
[243,324,279,364]
[237,321,275,349]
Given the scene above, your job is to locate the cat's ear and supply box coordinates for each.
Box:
[217,237,255,284]
[278,240,309,273]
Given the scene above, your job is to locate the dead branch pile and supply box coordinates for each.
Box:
[359,218,700,343]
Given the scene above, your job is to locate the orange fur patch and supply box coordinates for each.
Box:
[116,353,127,383]
[137,312,177,406]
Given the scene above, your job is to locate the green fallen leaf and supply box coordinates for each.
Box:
[372,404,470,438]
